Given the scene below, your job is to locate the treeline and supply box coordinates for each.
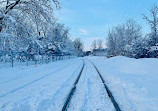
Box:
[91,39,104,50]
[106,6,158,58]
[0,0,84,61]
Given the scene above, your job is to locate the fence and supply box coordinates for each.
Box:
[0,51,75,68]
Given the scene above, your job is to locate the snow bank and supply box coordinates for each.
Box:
[89,56,158,111]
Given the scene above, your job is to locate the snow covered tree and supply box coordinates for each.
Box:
[143,5,158,46]
[0,0,61,55]
[0,0,77,64]
[73,38,84,56]
[106,20,142,58]
[142,5,158,58]
[0,0,60,32]
[106,29,117,56]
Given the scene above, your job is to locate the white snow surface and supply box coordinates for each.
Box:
[0,56,158,111]
[68,60,115,111]
[0,58,83,111]
[89,56,158,111]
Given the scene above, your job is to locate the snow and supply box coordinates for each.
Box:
[68,60,115,111]
[89,56,158,111]
[0,56,158,111]
[0,58,83,111]
[150,46,158,51]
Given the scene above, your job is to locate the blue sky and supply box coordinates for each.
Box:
[55,0,158,50]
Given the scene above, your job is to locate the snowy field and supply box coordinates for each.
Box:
[0,56,158,111]
[0,58,83,111]
[90,56,158,111]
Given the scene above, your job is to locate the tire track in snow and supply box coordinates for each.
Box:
[36,61,84,111]
[73,60,89,111]
[62,60,85,111]
[77,61,93,111]
[91,61,122,111]
[67,60,115,111]
[79,78,90,111]
[0,60,74,85]
[0,63,76,99]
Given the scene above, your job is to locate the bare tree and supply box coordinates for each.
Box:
[97,39,103,50]
[91,40,97,50]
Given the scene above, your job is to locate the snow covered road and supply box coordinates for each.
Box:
[0,58,83,111]
[68,60,115,111]
[0,56,158,111]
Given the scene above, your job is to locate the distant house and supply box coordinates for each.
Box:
[92,49,108,56]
